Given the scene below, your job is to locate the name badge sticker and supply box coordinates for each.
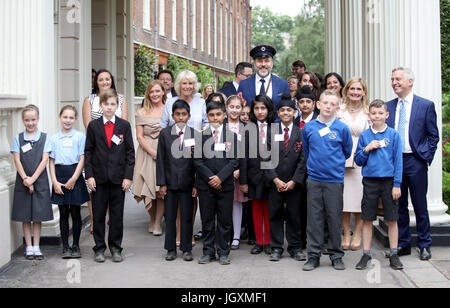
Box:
[379,139,386,148]
[63,139,73,148]
[319,127,331,137]
[184,139,195,147]
[214,143,226,152]
[274,134,284,142]
[237,134,242,142]
[21,143,32,153]
[111,135,121,146]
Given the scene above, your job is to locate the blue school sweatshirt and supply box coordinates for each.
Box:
[302,118,353,183]
[354,126,403,187]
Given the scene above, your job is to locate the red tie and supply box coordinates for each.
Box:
[284,127,290,149]
[104,121,115,148]
[300,121,306,129]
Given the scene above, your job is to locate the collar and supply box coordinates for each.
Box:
[256,74,271,84]
[175,124,187,134]
[371,124,388,134]
[398,91,414,105]
[24,130,41,142]
[257,120,267,127]
[211,124,224,135]
[301,112,314,123]
[233,80,239,90]
[58,129,75,138]
[281,122,293,132]
[103,115,116,125]
[317,116,336,127]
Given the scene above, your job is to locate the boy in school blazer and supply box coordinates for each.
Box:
[156,100,197,262]
[264,94,307,261]
[194,101,239,265]
[85,89,135,263]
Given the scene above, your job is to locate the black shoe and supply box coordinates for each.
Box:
[397,246,411,257]
[248,239,256,246]
[198,254,216,264]
[419,247,431,261]
[219,255,231,265]
[231,239,240,250]
[111,250,123,263]
[303,258,320,271]
[355,254,372,270]
[389,254,404,270]
[194,231,203,241]
[251,244,263,255]
[94,251,106,263]
[71,246,81,258]
[182,251,193,262]
[166,250,177,261]
[62,247,72,259]
[269,249,282,261]
[264,245,272,255]
[291,250,307,261]
[332,258,346,270]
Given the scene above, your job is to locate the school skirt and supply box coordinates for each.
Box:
[51,164,90,206]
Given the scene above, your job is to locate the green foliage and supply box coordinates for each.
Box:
[441,0,450,93]
[443,93,450,123]
[218,74,235,90]
[252,0,325,79]
[442,124,450,209]
[443,171,450,209]
[134,45,157,97]
[167,55,216,92]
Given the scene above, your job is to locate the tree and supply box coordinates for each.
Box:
[134,45,157,96]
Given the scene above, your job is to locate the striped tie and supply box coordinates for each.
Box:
[213,130,219,144]
[398,99,407,152]
[284,127,290,149]
[259,123,265,151]
[178,131,183,151]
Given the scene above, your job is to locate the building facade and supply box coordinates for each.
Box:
[133,0,252,81]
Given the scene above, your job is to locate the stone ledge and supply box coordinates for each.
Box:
[0,95,28,109]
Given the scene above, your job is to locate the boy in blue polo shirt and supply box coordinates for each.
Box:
[302,90,353,271]
[354,99,403,270]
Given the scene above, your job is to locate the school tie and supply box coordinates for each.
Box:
[259,123,265,151]
[178,131,183,151]
[398,99,407,152]
[260,79,266,95]
[300,120,306,129]
[284,127,290,149]
[213,129,219,144]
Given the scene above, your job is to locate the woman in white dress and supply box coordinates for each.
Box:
[337,77,370,251]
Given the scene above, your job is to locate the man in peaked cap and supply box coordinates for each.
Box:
[238,45,290,122]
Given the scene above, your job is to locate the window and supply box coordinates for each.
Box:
[143,0,150,30]
[159,0,165,36]
[172,0,177,41]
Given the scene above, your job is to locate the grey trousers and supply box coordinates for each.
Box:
[306,179,345,261]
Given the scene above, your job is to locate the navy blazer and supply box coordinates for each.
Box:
[386,94,439,165]
[219,83,238,98]
[237,74,290,111]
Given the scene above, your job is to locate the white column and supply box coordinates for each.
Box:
[340,0,364,81]
[324,0,342,74]
[361,0,448,225]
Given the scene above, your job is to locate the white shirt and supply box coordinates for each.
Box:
[255,74,273,99]
[233,80,239,92]
[394,91,414,153]
[301,112,315,124]
[371,124,388,134]
[281,122,294,139]
[167,92,173,99]
[103,115,116,124]
[211,125,224,143]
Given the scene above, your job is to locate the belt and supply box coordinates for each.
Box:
[402,153,414,157]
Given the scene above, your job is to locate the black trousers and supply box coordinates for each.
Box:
[242,201,256,241]
[198,188,234,257]
[164,190,194,252]
[91,182,125,253]
[58,205,82,249]
[268,186,303,255]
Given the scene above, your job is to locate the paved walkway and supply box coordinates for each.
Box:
[1,193,449,288]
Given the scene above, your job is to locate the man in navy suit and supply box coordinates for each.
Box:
[219,62,253,98]
[238,45,290,122]
[386,67,439,260]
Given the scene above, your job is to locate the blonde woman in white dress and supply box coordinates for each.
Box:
[337,78,370,251]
